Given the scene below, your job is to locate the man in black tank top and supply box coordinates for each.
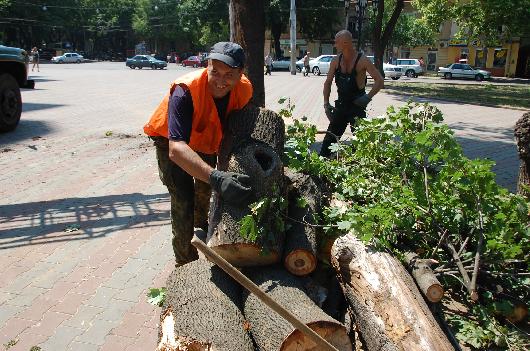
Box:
[320,30,384,157]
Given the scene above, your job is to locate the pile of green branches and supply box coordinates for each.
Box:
[281,101,529,350]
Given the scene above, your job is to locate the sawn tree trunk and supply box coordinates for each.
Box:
[283,169,322,276]
[157,259,254,351]
[243,266,352,351]
[331,234,454,351]
[208,106,286,267]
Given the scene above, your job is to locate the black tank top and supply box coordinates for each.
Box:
[335,52,365,103]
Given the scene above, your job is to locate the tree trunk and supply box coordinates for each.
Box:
[515,112,530,198]
[157,259,254,351]
[229,0,265,107]
[404,252,444,303]
[331,234,454,351]
[283,169,322,276]
[208,107,286,267]
[372,0,404,77]
[243,266,352,351]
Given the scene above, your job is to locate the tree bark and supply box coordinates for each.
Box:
[157,259,254,351]
[243,266,352,351]
[515,112,530,198]
[229,0,265,107]
[283,169,323,276]
[208,107,286,267]
[372,0,404,76]
[404,252,444,303]
[331,234,454,351]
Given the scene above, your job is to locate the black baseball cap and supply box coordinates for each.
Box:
[205,42,245,68]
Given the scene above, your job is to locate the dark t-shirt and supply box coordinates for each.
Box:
[168,85,230,143]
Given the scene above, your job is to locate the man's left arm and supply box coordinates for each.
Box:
[364,59,384,98]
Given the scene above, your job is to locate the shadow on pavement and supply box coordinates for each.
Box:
[0,193,170,250]
[23,102,65,112]
[0,119,54,145]
[449,121,516,139]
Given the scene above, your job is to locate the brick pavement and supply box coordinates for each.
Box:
[0,62,525,350]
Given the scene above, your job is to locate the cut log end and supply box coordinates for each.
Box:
[426,284,444,303]
[281,321,352,351]
[210,243,280,267]
[284,249,317,276]
[157,309,214,351]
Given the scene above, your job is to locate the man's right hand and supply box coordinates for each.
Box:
[209,170,252,204]
[324,102,334,121]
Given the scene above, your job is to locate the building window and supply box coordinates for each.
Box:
[401,48,411,58]
[493,48,507,68]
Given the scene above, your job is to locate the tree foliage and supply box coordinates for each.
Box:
[282,100,529,350]
[413,0,530,45]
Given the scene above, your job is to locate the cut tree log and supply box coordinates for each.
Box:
[243,266,352,351]
[514,111,530,198]
[157,259,254,351]
[208,141,285,266]
[208,106,286,267]
[404,252,444,303]
[283,169,323,276]
[217,105,285,169]
[331,234,454,351]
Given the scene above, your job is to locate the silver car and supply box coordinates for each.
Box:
[51,52,84,64]
[309,55,336,75]
[271,57,292,71]
[438,63,492,81]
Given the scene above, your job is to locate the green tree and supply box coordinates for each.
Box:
[414,0,530,67]
[265,0,289,59]
[371,0,405,74]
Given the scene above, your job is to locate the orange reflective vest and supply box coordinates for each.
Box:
[143,68,253,154]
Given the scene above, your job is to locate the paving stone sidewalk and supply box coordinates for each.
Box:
[0,63,525,350]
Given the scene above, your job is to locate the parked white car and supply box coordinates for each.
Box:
[395,58,423,77]
[438,63,492,81]
[51,52,84,64]
[382,63,403,80]
[367,56,402,80]
[309,55,336,75]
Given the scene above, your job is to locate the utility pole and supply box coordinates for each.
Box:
[289,0,296,75]
[344,1,350,30]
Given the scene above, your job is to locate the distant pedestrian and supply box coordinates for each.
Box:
[419,56,426,70]
[303,52,310,76]
[167,54,171,63]
[264,53,273,75]
[31,47,40,72]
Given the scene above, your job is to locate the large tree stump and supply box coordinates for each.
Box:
[283,169,322,276]
[217,105,285,169]
[243,266,352,351]
[331,234,454,351]
[208,106,286,267]
[157,259,254,351]
[515,111,530,198]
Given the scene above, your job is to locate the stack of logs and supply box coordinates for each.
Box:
[156,106,455,351]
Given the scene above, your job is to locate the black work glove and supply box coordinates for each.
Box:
[324,102,335,121]
[209,170,252,204]
[353,94,372,108]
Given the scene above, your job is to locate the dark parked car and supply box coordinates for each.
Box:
[181,56,207,68]
[126,55,167,69]
[0,44,34,132]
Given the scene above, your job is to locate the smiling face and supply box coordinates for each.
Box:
[206,59,243,98]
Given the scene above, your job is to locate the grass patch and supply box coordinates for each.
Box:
[383,81,530,109]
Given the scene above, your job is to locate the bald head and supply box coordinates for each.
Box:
[335,30,353,41]
[334,30,354,53]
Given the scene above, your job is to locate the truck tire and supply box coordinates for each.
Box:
[0,73,22,132]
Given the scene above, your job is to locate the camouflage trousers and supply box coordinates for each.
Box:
[151,136,216,266]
